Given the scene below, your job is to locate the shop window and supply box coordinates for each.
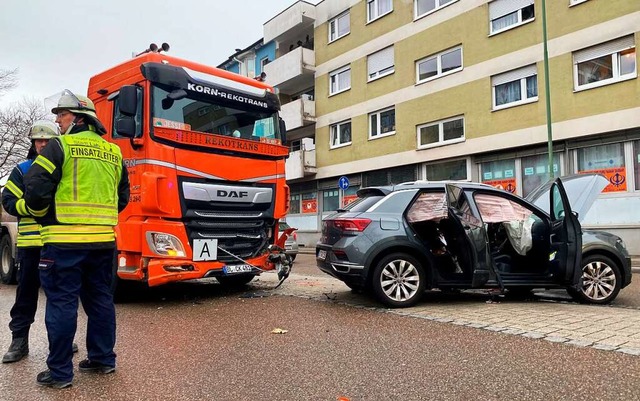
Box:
[330,120,352,148]
[426,159,467,181]
[369,107,395,139]
[573,36,636,91]
[521,154,560,197]
[329,11,350,42]
[290,194,301,214]
[416,47,462,83]
[329,65,351,95]
[481,159,517,194]
[577,143,626,192]
[417,116,464,148]
[301,192,318,214]
[323,189,340,212]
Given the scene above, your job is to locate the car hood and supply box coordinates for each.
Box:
[525,174,608,222]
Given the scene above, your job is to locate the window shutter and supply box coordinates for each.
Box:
[489,0,534,20]
[492,64,537,86]
[368,46,394,76]
[574,35,635,64]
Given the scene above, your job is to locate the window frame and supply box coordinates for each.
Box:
[329,65,351,96]
[367,0,393,23]
[569,0,589,6]
[489,0,535,36]
[367,46,395,82]
[368,106,396,140]
[415,46,463,84]
[573,38,637,92]
[330,120,352,149]
[414,0,457,20]
[417,115,465,149]
[328,10,350,43]
[491,65,539,110]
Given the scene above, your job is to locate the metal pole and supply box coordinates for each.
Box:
[542,0,554,179]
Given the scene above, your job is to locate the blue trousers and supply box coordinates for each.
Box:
[39,245,116,382]
[8,247,41,338]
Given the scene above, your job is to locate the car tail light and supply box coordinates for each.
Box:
[293,231,297,240]
[333,218,371,232]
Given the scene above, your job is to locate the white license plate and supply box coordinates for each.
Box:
[193,239,218,261]
[223,264,253,274]
[318,250,327,260]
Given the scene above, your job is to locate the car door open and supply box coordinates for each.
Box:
[549,179,582,286]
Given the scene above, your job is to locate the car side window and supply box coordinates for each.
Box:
[551,184,565,220]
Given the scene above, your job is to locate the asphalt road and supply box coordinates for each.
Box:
[0,254,639,400]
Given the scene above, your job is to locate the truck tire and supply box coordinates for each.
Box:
[0,234,16,284]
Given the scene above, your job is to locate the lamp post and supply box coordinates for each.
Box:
[541,0,554,179]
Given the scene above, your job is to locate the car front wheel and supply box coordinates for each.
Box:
[372,253,426,308]
[568,254,621,304]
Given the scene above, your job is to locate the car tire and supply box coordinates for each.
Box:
[371,253,426,308]
[567,254,622,304]
[0,234,16,284]
[216,274,255,287]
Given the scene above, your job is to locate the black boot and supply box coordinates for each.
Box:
[2,337,28,363]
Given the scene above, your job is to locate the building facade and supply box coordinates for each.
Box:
[227,0,640,253]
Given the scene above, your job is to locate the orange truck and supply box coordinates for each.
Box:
[83,46,292,288]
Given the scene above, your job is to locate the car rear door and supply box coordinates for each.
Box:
[549,179,582,285]
[444,184,495,287]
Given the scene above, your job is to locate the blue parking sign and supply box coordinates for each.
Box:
[338,176,350,190]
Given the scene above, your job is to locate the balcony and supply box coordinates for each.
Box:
[285,138,317,180]
[264,1,316,44]
[280,96,315,131]
[264,46,315,94]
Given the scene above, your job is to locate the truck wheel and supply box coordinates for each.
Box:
[216,274,255,287]
[0,235,16,284]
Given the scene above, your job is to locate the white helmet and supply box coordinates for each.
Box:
[29,120,60,140]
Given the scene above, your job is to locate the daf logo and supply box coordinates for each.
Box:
[216,190,249,199]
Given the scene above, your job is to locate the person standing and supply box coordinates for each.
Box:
[1,121,77,363]
[23,91,129,388]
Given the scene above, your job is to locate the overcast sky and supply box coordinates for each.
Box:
[0,0,314,108]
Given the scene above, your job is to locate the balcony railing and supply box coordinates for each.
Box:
[281,97,315,131]
[264,46,315,94]
[285,144,316,180]
[264,1,316,43]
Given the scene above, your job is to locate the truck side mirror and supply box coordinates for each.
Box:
[279,117,287,145]
[118,85,138,117]
[115,116,136,138]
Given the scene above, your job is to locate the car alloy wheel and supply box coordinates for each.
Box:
[372,253,426,308]
[569,254,621,304]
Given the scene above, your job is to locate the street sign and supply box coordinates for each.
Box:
[338,176,350,190]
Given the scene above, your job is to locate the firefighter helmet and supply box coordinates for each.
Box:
[49,90,106,135]
[28,120,60,140]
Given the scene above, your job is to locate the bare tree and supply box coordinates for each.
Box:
[0,69,18,98]
[0,98,50,178]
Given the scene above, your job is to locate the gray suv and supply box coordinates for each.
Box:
[316,175,632,308]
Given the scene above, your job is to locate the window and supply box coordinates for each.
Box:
[329,11,350,42]
[260,57,270,72]
[330,120,352,148]
[492,65,538,109]
[573,36,636,91]
[569,0,589,5]
[415,0,456,19]
[290,194,301,214]
[633,141,640,191]
[425,159,468,181]
[577,143,626,192]
[369,107,395,139]
[481,159,517,193]
[368,46,394,81]
[323,189,340,212]
[302,192,317,213]
[329,65,351,95]
[342,186,360,207]
[489,0,534,35]
[521,154,560,197]
[417,116,464,148]
[363,165,417,186]
[367,0,393,22]
[416,47,462,83]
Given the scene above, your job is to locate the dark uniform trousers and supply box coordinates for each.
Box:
[8,247,42,338]
[39,244,116,382]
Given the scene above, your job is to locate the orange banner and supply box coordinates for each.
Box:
[302,199,317,213]
[484,178,517,194]
[581,168,626,192]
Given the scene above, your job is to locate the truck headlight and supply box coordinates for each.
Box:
[146,232,186,257]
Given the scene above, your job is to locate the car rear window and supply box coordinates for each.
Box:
[346,195,385,212]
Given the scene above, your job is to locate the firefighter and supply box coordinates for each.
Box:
[23,90,129,388]
[1,120,81,363]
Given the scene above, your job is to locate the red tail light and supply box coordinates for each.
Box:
[333,218,372,232]
[293,231,297,240]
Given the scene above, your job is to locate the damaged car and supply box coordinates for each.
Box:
[316,174,632,308]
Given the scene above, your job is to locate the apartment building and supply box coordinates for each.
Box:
[229,0,639,252]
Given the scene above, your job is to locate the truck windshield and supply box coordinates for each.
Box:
[151,85,282,142]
